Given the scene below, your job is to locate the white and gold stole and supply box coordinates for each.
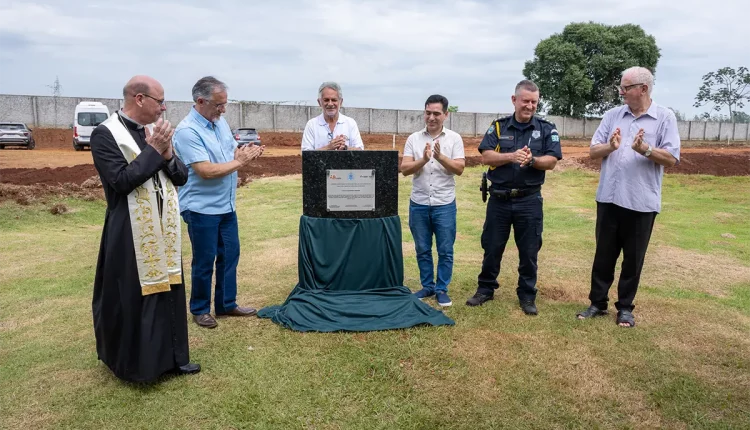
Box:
[102,114,182,295]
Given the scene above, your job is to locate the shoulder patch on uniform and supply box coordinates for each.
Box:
[551,134,560,142]
[550,128,558,134]
[486,125,495,135]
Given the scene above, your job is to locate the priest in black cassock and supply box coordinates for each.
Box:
[90,75,200,383]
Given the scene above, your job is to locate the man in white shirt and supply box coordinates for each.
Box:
[400,95,465,307]
[301,81,364,151]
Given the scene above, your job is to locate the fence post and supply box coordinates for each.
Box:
[31,96,38,127]
[272,104,277,132]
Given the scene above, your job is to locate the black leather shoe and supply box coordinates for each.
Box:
[466,292,494,307]
[520,300,538,315]
[175,363,201,375]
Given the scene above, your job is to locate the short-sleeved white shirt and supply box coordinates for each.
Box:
[301,113,364,151]
[403,127,465,206]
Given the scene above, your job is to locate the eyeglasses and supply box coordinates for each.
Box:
[205,100,227,109]
[138,93,166,106]
[617,83,644,93]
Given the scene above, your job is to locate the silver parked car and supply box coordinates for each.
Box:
[232,128,261,146]
[0,123,35,150]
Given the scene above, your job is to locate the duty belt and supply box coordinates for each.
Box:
[490,186,541,200]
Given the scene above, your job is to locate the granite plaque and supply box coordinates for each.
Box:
[302,150,398,218]
[326,169,375,211]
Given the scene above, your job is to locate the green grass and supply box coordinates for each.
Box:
[1,168,749,429]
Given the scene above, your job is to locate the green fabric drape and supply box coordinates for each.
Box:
[258,215,454,332]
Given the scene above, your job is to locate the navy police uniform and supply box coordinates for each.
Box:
[476,115,562,301]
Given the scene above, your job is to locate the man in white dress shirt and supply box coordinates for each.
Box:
[301,81,364,151]
[400,94,465,307]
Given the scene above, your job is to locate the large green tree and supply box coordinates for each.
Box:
[523,22,660,117]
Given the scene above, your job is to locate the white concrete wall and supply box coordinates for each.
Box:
[0,94,746,141]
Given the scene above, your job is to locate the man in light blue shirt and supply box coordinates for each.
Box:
[576,66,680,328]
[173,76,264,329]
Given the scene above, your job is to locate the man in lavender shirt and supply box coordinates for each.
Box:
[576,66,680,328]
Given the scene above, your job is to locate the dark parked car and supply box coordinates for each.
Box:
[0,123,35,150]
[232,128,261,146]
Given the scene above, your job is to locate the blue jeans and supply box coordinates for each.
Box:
[181,210,240,316]
[408,200,457,293]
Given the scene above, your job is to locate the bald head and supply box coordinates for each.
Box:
[121,75,166,124]
[123,75,162,99]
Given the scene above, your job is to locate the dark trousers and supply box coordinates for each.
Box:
[477,192,543,301]
[589,202,657,312]
[181,210,240,316]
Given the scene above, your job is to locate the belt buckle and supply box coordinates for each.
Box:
[510,189,519,197]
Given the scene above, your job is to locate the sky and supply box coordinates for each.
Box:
[0,0,747,117]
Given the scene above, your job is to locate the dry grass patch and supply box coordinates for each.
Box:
[539,284,578,302]
[400,241,413,257]
[3,409,65,430]
[234,235,299,303]
[449,329,526,372]
[569,206,596,221]
[645,246,750,297]
[3,367,99,430]
[713,212,736,223]
[396,331,523,405]
[0,313,52,333]
[550,158,587,172]
[542,341,671,428]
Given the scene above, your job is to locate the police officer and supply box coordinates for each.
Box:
[466,80,562,315]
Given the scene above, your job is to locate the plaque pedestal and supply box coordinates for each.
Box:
[257,151,454,332]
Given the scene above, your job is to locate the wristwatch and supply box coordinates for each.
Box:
[643,145,653,157]
[527,156,536,167]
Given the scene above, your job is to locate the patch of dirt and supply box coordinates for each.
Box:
[1,155,485,190]
[576,152,750,176]
[0,182,104,205]
[1,165,99,186]
[539,286,574,302]
[1,129,748,202]
[49,203,69,215]
[260,131,486,151]
[31,128,75,150]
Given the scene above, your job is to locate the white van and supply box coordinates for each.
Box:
[73,101,110,151]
